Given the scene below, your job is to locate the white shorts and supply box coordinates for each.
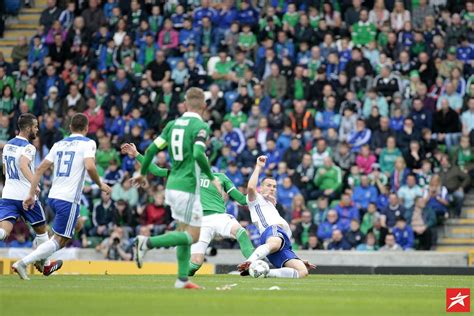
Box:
[165,189,203,227]
[190,213,239,254]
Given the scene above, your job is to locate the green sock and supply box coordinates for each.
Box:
[177,245,191,280]
[147,231,193,249]
[188,262,202,276]
[236,227,255,259]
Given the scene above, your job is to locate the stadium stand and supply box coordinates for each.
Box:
[0,0,473,257]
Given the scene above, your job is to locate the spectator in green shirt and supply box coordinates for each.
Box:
[282,3,300,29]
[223,102,248,129]
[96,136,121,170]
[238,24,257,56]
[379,136,402,175]
[211,50,234,90]
[351,9,376,47]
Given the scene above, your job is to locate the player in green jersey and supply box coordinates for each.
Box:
[121,143,255,276]
[131,88,221,289]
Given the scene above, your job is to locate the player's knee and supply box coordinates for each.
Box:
[267,238,282,253]
[297,267,309,278]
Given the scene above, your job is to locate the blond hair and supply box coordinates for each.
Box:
[185,87,205,111]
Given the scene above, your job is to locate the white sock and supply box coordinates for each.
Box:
[267,268,300,278]
[0,228,6,240]
[247,244,271,262]
[21,239,59,266]
[33,232,49,247]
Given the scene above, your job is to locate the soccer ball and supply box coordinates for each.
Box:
[249,260,269,278]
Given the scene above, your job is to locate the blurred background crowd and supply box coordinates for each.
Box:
[0,0,473,259]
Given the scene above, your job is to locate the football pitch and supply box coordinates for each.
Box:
[1,274,472,316]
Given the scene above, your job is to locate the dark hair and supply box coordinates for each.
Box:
[17,113,37,131]
[262,176,276,183]
[70,113,89,132]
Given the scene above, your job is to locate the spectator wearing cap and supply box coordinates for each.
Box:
[392,216,414,250]
[41,86,62,116]
[439,47,464,79]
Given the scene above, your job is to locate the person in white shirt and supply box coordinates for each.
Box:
[0,114,57,272]
[12,114,111,280]
[237,156,315,278]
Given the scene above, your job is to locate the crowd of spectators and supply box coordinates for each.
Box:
[0,0,473,257]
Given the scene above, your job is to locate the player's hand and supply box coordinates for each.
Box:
[302,260,317,270]
[99,183,112,194]
[35,185,41,196]
[256,156,267,168]
[23,195,35,210]
[131,175,148,188]
[120,143,138,158]
[212,178,223,196]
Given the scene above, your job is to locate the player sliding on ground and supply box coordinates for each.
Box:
[121,143,254,276]
[0,114,61,275]
[13,114,112,280]
[238,156,316,278]
[132,87,221,289]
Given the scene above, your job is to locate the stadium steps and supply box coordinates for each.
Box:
[0,1,46,62]
[436,193,474,252]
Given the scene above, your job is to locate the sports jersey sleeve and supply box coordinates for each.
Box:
[222,174,247,205]
[45,144,56,162]
[153,121,172,150]
[136,153,169,177]
[193,123,214,180]
[246,193,260,207]
[83,140,97,159]
[22,144,36,161]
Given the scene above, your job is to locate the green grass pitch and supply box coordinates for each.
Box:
[1,274,472,315]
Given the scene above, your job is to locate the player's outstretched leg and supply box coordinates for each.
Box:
[12,237,61,280]
[31,225,50,273]
[134,231,194,269]
[267,259,309,279]
[234,226,255,259]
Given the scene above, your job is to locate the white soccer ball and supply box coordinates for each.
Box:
[249,260,269,278]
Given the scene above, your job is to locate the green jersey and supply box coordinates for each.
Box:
[154,112,210,194]
[200,173,242,216]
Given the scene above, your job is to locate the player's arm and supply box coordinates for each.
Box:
[84,140,111,193]
[85,158,111,193]
[23,158,53,209]
[139,142,160,176]
[121,143,169,177]
[247,156,267,203]
[222,174,247,205]
[18,145,36,184]
[193,128,222,193]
